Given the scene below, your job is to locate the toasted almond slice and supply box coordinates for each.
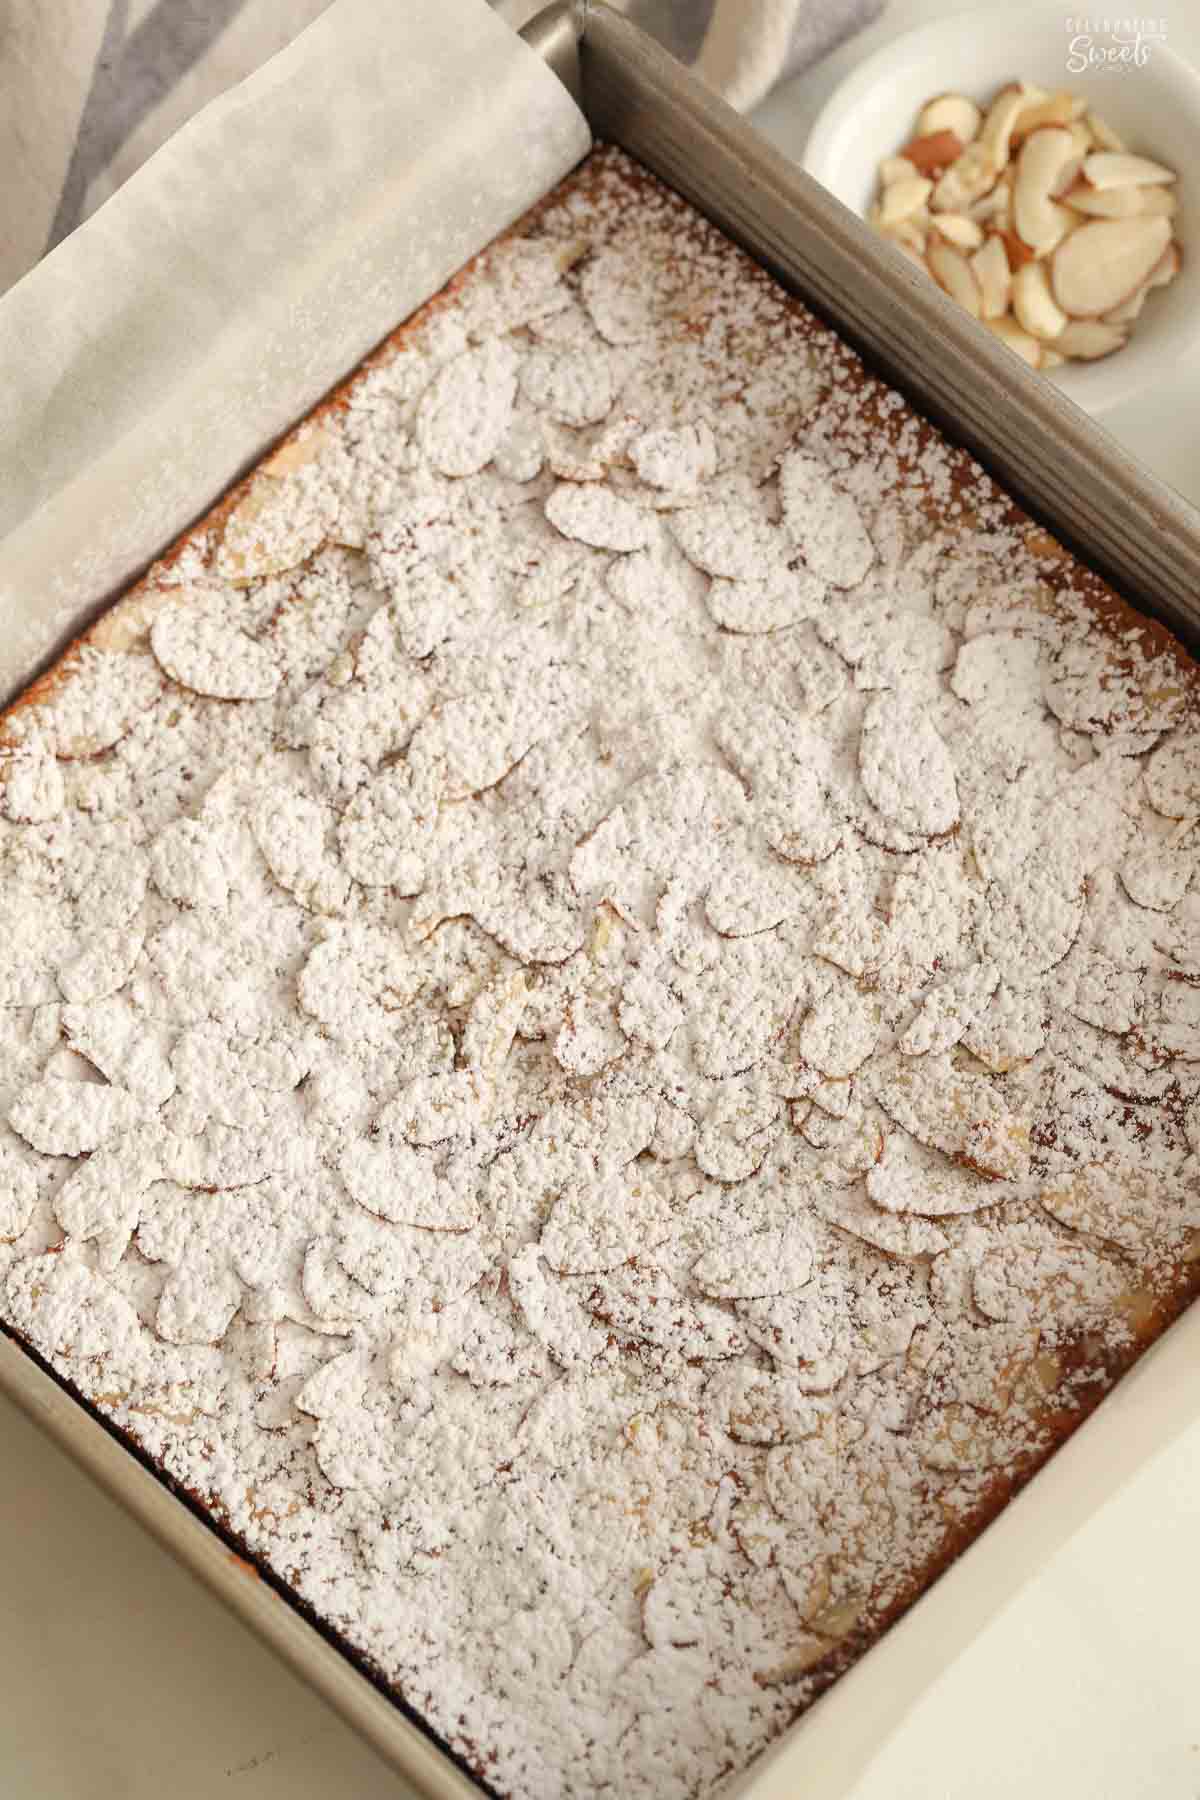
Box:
[151,590,281,700]
[0,747,64,823]
[879,176,934,226]
[1087,111,1126,153]
[218,481,325,582]
[799,1101,884,1177]
[901,129,965,175]
[930,211,984,251]
[917,94,983,145]
[1054,319,1128,361]
[984,315,1042,367]
[867,1129,1003,1214]
[1012,90,1086,141]
[1012,261,1068,340]
[1063,182,1149,219]
[931,143,996,212]
[978,85,1029,171]
[692,1225,815,1300]
[880,154,919,186]
[1120,828,1196,910]
[1040,1161,1166,1256]
[973,1238,1126,1327]
[756,1638,838,1685]
[810,1076,852,1119]
[970,234,1012,318]
[1051,215,1171,317]
[1013,128,1078,254]
[927,241,982,316]
[813,1185,950,1260]
[261,426,331,477]
[899,960,999,1057]
[798,989,879,1080]
[778,448,875,587]
[1040,347,1066,369]
[1144,730,1200,818]
[1083,150,1177,190]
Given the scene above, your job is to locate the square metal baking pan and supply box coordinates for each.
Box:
[2,6,1199,1797]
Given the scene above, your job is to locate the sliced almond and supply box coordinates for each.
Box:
[261,426,331,477]
[798,990,879,1080]
[1066,118,1095,158]
[1012,90,1086,142]
[880,213,929,255]
[968,184,1012,228]
[867,1134,997,1218]
[970,234,1012,318]
[931,212,984,251]
[984,315,1042,368]
[931,143,997,212]
[880,153,919,186]
[927,241,982,316]
[896,213,930,250]
[1050,157,1086,201]
[1086,111,1126,153]
[1144,732,1200,819]
[1040,347,1066,369]
[1083,151,1177,190]
[879,176,934,226]
[1040,1161,1167,1257]
[1138,186,1179,217]
[917,94,983,145]
[977,85,1030,172]
[901,129,966,175]
[874,1056,1030,1182]
[1054,319,1128,361]
[1012,260,1068,341]
[1013,129,1077,254]
[88,588,177,654]
[1051,214,1171,317]
[1150,241,1181,286]
[756,1638,838,1685]
[1051,138,1088,198]
[1102,286,1149,327]
[218,481,324,582]
[1064,183,1152,219]
[1057,210,1089,251]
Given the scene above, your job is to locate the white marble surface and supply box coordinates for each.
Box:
[3,5,1199,1796]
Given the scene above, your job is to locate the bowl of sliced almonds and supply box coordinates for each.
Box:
[802,4,1200,414]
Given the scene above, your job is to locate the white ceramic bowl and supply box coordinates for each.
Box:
[802,4,1200,415]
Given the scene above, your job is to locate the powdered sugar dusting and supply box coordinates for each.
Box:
[1,148,1198,1800]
